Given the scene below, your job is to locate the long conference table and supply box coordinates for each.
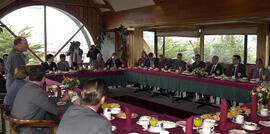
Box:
[46,68,260,103]
[45,79,270,134]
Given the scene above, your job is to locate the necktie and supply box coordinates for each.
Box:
[256,69,260,78]
[210,65,215,74]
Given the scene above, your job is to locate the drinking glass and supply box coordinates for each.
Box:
[152,65,155,69]
[216,70,220,76]
[262,75,266,81]
[194,117,203,128]
[122,64,125,68]
[141,64,144,67]
[149,115,159,127]
[179,67,182,72]
[164,66,168,70]
[68,91,74,98]
[73,66,76,70]
[106,65,110,69]
[237,73,241,78]
[53,67,56,71]
[230,107,238,121]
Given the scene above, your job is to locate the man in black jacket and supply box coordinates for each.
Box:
[227,55,247,78]
[87,45,100,64]
[41,54,57,72]
[105,52,122,68]
[189,54,206,72]
[206,56,224,76]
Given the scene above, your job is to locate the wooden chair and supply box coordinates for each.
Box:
[0,93,7,134]
[1,105,58,134]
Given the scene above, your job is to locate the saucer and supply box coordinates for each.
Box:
[197,129,216,134]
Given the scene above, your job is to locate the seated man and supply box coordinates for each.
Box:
[206,56,224,76]
[137,51,148,67]
[4,65,29,106]
[57,54,70,71]
[11,65,72,134]
[251,58,270,80]
[172,53,187,71]
[146,52,159,68]
[91,53,105,70]
[227,55,247,78]
[41,54,57,71]
[189,54,206,72]
[57,79,112,134]
[0,59,6,92]
[158,55,170,69]
[105,52,122,69]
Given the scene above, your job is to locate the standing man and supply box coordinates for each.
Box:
[5,37,28,88]
[206,56,224,76]
[87,45,100,65]
[66,41,83,69]
[227,55,247,78]
[189,54,206,72]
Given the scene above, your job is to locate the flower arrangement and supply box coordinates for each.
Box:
[251,83,270,105]
[62,77,80,89]
[192,67,207,78]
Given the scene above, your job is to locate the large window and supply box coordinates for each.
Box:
[1,6,93,64]
[158,37,200,61]
[143,31,155,51]
[204,35,257,64]
[157,37,164,56]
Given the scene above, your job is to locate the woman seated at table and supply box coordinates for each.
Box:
[146,52,159,68]
[91,53,105,70]
[41,54,57,72]
[57,79,112,134]
[57,54,70,71]
[250,58,270,80]
[3,65,29,106]
[105,52,122,69]
[137,51,148,67]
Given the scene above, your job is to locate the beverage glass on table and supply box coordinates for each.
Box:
[216,70,220,76]
[262,75,266,81]
[51,85,58,97]
[164,66,168,70]
[179,67,182,72]
[194,117,203,128]
[53,67,56,72]
[106,65,110,69]
[237,73,241,78]
[149,115,159,127]
[152,65,155,69]
[68,91,74,98]
[230,107,238,121]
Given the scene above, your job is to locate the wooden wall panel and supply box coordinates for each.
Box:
[257,24,270,67]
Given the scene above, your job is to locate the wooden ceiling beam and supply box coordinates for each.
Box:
[33,0,110,9]
[103,0,114,12]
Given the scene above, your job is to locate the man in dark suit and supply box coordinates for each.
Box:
[57,79,112,134]
[227,55,247,78]
[41,54,57,72]
[206,56,224,76]
[250,58,270,80]
[189,54,206,72]
[105,52,122,68]
[172,53,187,71]
[11,65,72,134]
[0,59,6,92]
[146,52,159,68]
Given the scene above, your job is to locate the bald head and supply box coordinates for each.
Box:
[14,37,28,51]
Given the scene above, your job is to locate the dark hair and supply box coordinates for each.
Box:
[81,79,108,106]
[177,53,183,57]
[256,58,264,64]
[112,52,117,56]
[233,55,241,61]
[3,54,8,57]
[14,37,23,46]
[60,54,66,59]
[46,54,54,61]
[148,52,154,58]
[75,41,80,45]
[29,65,45,81]
[195,54,201,58]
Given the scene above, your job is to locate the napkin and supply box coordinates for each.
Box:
[219,99,228,131]
[125,107,132,132]
[250,94,259,122]
[185,115,193,134]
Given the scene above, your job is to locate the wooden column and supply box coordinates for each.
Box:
[257,24,270,67]
[115,32,121,58]
[200,33,204,60]
[127,27,143,66]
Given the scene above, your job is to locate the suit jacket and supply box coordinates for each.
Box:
[146,58,159,68]
[11,82,70,134]
[0,73,6,92]
[57,61,70,71]
[57,105,112,134]
[206,64,224,76]
[251,67,270,80]
[172,60,187,71]
[227,63,247,78]
[105,58,122,68]
[91,60,105,70]
[189,61,206,72]
[41,62,57,71]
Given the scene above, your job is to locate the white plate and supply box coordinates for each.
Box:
[241,125,260,131]
[147,126,165,133]
[161,120,177,129]
[259,121,270,127]
[257,112,269,117]
[228,129,248,134]
[197,129,216,134]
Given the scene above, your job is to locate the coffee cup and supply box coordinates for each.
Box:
[202,127,214,134]
[260,108,268,117]
[103,108,112,120]
[202,119,216,128]
[235,115,244,124]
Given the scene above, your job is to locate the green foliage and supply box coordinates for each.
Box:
[0,26,44,64]
[158,35,256,64]
[115,25,130,63]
